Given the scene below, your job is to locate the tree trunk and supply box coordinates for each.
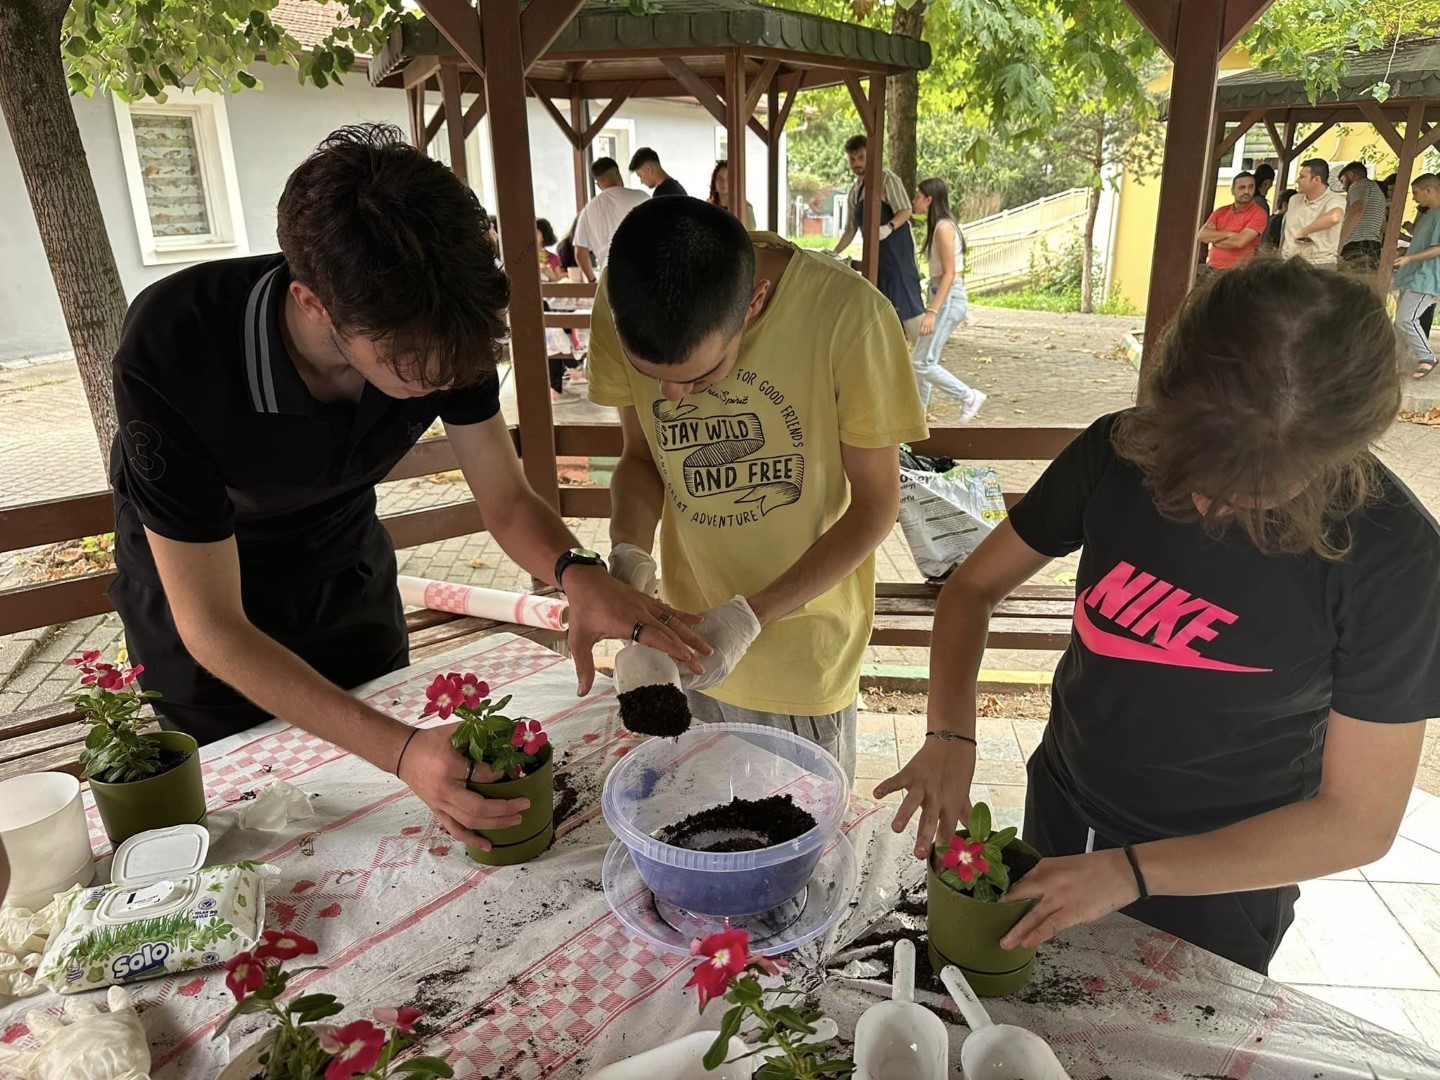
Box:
[0,0,126,475]
[1079,122,1106,315]
[886,0,925,195]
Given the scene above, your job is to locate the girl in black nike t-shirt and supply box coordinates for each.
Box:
[878,258,1440,974]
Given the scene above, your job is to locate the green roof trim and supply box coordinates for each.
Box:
[1214,36,1440,111]
[370,0,929,86]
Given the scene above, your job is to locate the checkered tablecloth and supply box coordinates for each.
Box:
[3,633,1438,1079]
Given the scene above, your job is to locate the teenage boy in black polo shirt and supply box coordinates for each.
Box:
[109,125,703,850]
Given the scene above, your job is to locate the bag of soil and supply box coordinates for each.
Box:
[898,459,1006,582]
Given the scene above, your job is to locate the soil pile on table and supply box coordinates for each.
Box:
[618,683,692,737]
[656,794,816,852]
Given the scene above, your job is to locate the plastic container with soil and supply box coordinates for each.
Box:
[89,730,207,844]
[601,723,848,918]
[926,837,1042,997]
[464,743,554,866]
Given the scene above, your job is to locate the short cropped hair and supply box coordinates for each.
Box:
[605,198,755,367]
[591,156,620,180]
[1341,160,1368,180]
[1299,157,1330,183]
[276,123,507,388]
[1233,171,1255,188]
[1254,163,1275,185]
[843,133,867,155]
[628,147,660,171]
[1414,173,1440,195]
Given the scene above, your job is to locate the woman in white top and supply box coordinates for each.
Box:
[911,178,984,421]
[708,160,757,230]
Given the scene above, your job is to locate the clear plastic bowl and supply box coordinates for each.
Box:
[601,723,848,917]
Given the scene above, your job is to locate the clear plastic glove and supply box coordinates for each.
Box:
[0,890,69,998]
[680,596,762,693]
[0,985,150,1079]
[609,543,659,598]
[877,223,894,241]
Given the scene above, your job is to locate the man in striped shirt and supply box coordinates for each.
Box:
[1338,161,1388,273]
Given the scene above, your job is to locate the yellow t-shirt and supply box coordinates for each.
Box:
[588,234,928,714]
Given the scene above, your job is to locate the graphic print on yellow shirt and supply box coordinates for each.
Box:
[588,235,928,714]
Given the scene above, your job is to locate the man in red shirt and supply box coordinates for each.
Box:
[1198,172,1269,272]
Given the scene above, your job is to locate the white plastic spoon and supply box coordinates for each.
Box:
[853,939,950,1080]
[940,965,1072,1080]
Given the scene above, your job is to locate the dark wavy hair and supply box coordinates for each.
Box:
[1113,257,1400,560]
[276,123,508,388]
[918,177,964,263]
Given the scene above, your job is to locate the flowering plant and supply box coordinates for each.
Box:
[421,672,550,780]
[936,801,1017,903]
[215,930,452,1079]
[687,929,853,1078]
[66,650,166,784]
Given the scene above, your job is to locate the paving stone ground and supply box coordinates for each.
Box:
[3,306,1436,795]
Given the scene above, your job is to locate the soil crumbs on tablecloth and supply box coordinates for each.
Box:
[618,683,692,737]
[656,794,816,852]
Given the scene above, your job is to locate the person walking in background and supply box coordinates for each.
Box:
[1197,172,1268,273]
[1393,173,1440,381]
[831,134,926,342]
[708,160,757,229]
[1253,163,1276,215]
[629,147,687,197]
[538,218,581,404]
[1338,161,1388,272]
[573,157,649,281]
[1281,159,1347,266]
[910,178,985,422]
[1262,189,1296,249]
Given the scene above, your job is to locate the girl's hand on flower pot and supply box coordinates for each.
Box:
[999,849,1140,950]
[562,565,709,695]
[873,739,976,860]
[398,725,532,850]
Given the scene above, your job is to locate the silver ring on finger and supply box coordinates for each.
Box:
[658,610,674,626]
[631,619,646,643]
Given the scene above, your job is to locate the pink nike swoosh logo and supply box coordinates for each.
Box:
[1073,593,1272,673]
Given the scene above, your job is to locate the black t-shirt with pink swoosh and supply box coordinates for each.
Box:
[1008,411,1440,843]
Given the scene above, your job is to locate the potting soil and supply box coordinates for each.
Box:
[617,683,692,737]
[655,793,816,852]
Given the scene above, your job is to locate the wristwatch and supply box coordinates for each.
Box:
[555,547,606,585]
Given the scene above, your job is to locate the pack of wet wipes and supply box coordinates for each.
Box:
[36,826,277,994]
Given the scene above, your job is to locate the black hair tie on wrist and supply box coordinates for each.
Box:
[1123,844,1149,901]
[394,726,420,778]
[925,730,977,747]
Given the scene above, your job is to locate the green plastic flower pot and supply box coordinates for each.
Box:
[88,730,207,844]
[926,837,1042,997]
[464,743,554,867]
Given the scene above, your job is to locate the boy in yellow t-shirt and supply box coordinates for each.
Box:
[588,198,927,778]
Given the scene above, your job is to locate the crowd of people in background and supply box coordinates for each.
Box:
[1197,157,1440,381]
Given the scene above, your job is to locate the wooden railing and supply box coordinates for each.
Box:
[0,423,1080,639]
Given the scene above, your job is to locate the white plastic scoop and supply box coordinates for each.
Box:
[940,965,1071,1080]
[853,939,949,1080]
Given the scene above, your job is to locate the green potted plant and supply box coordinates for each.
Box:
[215,929,453,1079]
[926,802,1043,997]
[66,651,206,843]
[419,673,554,867]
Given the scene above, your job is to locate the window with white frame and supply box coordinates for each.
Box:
[114,90,248,266]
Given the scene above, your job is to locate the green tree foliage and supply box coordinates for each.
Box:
[1244,0,1440,103]
[62,0,414,101]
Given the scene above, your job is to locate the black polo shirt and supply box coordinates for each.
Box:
[111,254,499,589]
[653,177,687,198]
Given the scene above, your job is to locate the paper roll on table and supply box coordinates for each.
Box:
[397,576,569,631]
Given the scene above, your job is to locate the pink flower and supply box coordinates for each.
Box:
[118,664,143,687]
[223,952,266,1000]
[372,1005,425,1033]
[318,1019,386,1079]
[254,928,318,962]
[64,650,101,669]
[685,929,750,1008]
[82,662,118,688]
[750,952,787,977]
[422,674,462,720]
[941,838,991,883]
[453,673,489,707]
[511,719,548,756]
